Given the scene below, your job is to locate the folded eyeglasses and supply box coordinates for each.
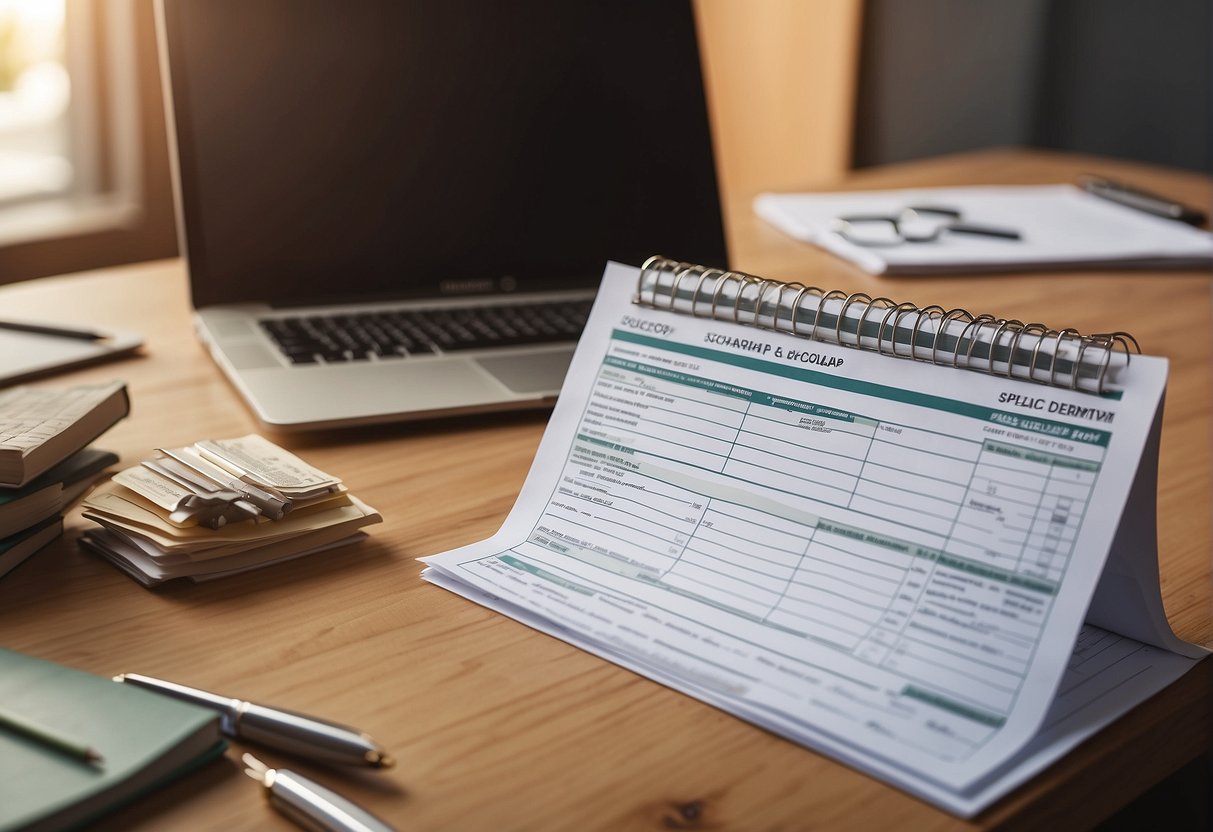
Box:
[830,205,1022,247]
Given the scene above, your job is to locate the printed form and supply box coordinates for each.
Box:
[423,262,1203,815]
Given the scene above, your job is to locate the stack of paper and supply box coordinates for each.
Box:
[422,263,1207,817]
[79,435,381,586]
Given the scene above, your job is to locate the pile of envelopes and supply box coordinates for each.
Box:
[79,435,381,586]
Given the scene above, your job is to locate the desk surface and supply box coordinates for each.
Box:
[0,149,1208,831]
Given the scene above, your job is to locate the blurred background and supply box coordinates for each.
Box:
[0,0,1207,285]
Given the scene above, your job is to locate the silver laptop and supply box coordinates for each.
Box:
[156,0,726,430]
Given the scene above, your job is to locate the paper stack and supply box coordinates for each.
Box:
[80,435,381,585]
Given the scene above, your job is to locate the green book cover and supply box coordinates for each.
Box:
[0,650,224,832]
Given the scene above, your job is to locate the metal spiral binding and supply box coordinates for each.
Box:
[634,255,1137,395]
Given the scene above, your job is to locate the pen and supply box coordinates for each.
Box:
[242,753,397,832]
[141,458,263,525]
[1080,174,1208,226]
[0,705,103,766]
[114,674,394,769]
[0,319,111,341]
[157,448,291,520]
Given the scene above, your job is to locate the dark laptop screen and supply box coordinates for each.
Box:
[158,0,727,308]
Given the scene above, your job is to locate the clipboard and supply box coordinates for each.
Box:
[0,323,143,386]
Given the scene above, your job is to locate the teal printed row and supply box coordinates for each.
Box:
[609,330,1112,447]
[901,685,1006,728]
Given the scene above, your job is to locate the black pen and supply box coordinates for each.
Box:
[0,319,111,341]
[1079,174,1208,226]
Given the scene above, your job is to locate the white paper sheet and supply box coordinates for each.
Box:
[754,185,1213,274]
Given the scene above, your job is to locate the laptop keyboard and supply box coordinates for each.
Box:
[259,300,594,364]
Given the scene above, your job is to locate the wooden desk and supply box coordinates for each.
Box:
[0,149,1208,830]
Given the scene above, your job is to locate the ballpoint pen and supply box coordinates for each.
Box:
[157,447,291,520]
[1079,174,1208,226]
[0,319,111,341]
[242,753,397,832]
[141,459,262,528]
[114,674,394,769]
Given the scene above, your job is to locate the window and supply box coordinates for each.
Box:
[0,0,173,284]
[0,0,72,205]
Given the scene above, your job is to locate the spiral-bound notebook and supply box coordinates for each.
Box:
[422,258,1208,816]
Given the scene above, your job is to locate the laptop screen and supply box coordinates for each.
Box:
[158,0,727,309]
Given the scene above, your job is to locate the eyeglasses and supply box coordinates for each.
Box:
[830,205,1022,247]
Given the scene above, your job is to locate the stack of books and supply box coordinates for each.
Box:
[0,382,128,579]
[79,435,381,585]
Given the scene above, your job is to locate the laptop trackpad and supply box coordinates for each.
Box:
[475,349,574,394]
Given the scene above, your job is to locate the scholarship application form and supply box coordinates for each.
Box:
[422,262,1204,815]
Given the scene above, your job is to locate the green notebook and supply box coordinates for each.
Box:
[0,650,225,832]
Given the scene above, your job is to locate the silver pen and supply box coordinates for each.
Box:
[114,673,394,769]
[1079,174,1208,226]
[242,753,397,832]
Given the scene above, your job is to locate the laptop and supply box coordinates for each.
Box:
[155,0,727,430]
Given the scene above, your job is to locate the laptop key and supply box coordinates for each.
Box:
[259,298,592,362]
